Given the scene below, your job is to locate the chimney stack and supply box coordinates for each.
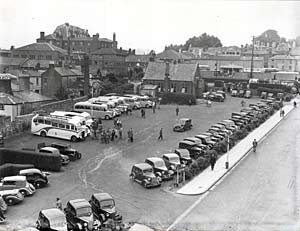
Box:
[10,46,14,51]
[113,32,116,42]
[40,31,45,40]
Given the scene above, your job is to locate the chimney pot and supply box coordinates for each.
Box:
[40,31,45,40]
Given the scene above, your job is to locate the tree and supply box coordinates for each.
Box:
[55,87,69,100]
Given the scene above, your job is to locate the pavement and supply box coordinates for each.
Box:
[177,98,299,195]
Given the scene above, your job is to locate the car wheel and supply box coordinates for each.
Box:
[7,198,14,206]
[105,115,110,120]
[142,181,147,188]
[71,136,77,142]
[40,131,46,137]
[77,153,82,160]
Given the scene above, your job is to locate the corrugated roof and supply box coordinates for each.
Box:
[15,42,68,56]
[143,62,198,81]
[13,91,52,103]
[54,67,83,76]
[0,93,23,105]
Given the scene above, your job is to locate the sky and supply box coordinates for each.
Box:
[0,0,299,54]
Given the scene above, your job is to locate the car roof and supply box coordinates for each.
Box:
[134,163,152,170]
[93,193,113,201]
[40,147,58,152]
[179,118,191,121]
[3,175,26,181]
[179,140,195,145]
[163,153,179,158]
[174,149,189,155]
[41,208,65,219]
[69,199,91,209]
[195,134,208,138]
[19,168,41,174]
[145,157,164,163]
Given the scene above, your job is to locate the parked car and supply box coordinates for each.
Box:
[19,168,49,189]
[267,92,274,99]
[244,90,252,98]
[162,153,183,171]
[0,189,24,205]
[276,92,284,101]
[39,147,70,166]
[129,163,161,188]
[194,134,216,149]
[178,140,205,158]
[65,199,100,231]
[209,93,224,102]
[173,118,192,132]
[145,157,173,181]
[0,176,36,196]
[36,208,67,231]
[216,90,226,99]
[89,193,122,225]
[174,149,192,165]
[261,91,267,99]
[50,143,82,161]
[238,89,245,97]
[183,137,208,150]
[201,132,224,143]
[231,89,238,97]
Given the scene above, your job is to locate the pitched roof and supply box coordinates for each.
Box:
[13,91,52,103]
[54,67,83,76]
[21,59,54,69]
[15,42,68,55]
[91,47,127,56]
[0,92,23,105]
[0,73,18,80]
[156,50,191,60]
[44,34,58,40]
[8,69,41,78]
[143,62,198,81]
[126,54,150,63]
[0,57,26,66]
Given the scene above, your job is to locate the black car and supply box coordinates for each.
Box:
[174,149,192,165]
[145,157,173,181]
[129,163,162,188]
[64,199,100,231]
[89,193,122,224]
[50,143,82,161]
[19,168,49,189]
[173,118,192,132]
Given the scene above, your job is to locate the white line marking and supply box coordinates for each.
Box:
[166,192,209,231]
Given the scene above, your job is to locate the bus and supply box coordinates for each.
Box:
[31,114,88,142]
[50,111,93,130]
[73,101,116,120]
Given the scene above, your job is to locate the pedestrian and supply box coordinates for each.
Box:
[101,131,105,143]
[143,109,146,118]
[119,127,123,139]
[210,153,217,171]
[113,118,118,127]
[111,129,115,141]
[157,99,161,109]
[56,197,62,210]
[129,128,133,142]
[176,106,179,116]
[0,196,6,221]
[98,117,102,125]
[241,100,245,107]
[252,139,258,152]
[158,128,163,140]
[294,101,297,108]
[188,99,192,106]
[152,104,156,114]
[282,109,285,117]
[207,100,212,107]
[106,129,111,143]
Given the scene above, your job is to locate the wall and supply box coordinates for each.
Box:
[0,104,21,121]
[39,96,88,112]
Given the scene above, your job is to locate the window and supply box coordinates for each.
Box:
[45,120,51,125]
[30,55,35,59]
[72,42,75,46]
[38,55,43,60]
[80,42,83,45]
[66,124,70,130]
[52,122,58,127]
[88,43,91,46]
[46,55,52,60]
[71,125,75,130]
[289,66,292,70]
[0,104,4,110]
[38,119,44,124]
[36,77,39,85]
[59,124,65,129]
[21,55,27,58]
[64,42,68,46]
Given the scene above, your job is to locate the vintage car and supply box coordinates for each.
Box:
[261,91,267,99]
[50,143,82,161]
[19,168,49,189]
[231,89,238,97]
[194,134,216,149]
[209,93,225,102]
[145,157,174,181]
[178,140,205,158]
[162,153,183,171]
[89,193,122,223]
[174,149,192,165]
[0,176,36,196]
[65,199,100,231]
[244,90,252,98]
[210,124,233,136]
[173,118,192,132]
[201,132,224,143]
[36,208,67,231]
[129,163,161,188]
[238,89,245,97]
[0,189,24,206]
[38,147,70,166]
[216,90,226,99]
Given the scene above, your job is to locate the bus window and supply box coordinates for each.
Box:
[52,122,58,127]
[59,124,65,129]
[66,124,70,130]
[38,119,44,124]
[71,125,75,130]
[45,120,51,125]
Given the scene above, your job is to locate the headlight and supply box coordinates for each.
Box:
[148,178,151,181]
[83,223,88,227]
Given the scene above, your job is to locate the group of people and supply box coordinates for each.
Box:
[100,118,123,143]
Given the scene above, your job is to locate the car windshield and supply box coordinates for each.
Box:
[76,207,92,217]
[154,160,165,168]
[100,199,115,209]
[180,152,189,158]
[143,168,153,174]
[170,157,180,163]
[50,216,66,227]
[180,120,188,125]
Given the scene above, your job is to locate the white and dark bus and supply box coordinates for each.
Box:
[73,101,116,120]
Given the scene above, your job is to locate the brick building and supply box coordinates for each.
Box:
[142,62,201,96]
[41,63,84,99]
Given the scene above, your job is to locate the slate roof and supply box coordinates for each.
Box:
[15,42,68,56]
[126,54,150,63]
[13,91,52,103]
[91,48,127,56]
[156,50,192,60]
[44,34,58,40]
[290,47,300,56]
[0,57,26,66]
[0,93,23,105]
[21,59,54,69]
[54,67,83,76]
[143,62,198,82]
[8,69,41,78]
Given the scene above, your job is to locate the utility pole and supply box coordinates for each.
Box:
[250,36,255,79]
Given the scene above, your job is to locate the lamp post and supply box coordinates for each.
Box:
[225,135,229,169]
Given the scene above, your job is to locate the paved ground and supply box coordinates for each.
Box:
[168,102,300,231]
[2,97,260,230]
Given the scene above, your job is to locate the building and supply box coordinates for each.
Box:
[90,47,129,76]
[0,92,23,121]
[36,23,117,53]
[268,55,298,72]
[156,49,193,63]
[142,62,201,96]
[41,63,84,99]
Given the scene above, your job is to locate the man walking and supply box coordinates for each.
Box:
[252,139,258,152]
[128,128,133,142]
[56,197,63,210]
[158,128,163,140]
[210,153,217,171]
[119,127,123,139]
[176,106,179,116]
